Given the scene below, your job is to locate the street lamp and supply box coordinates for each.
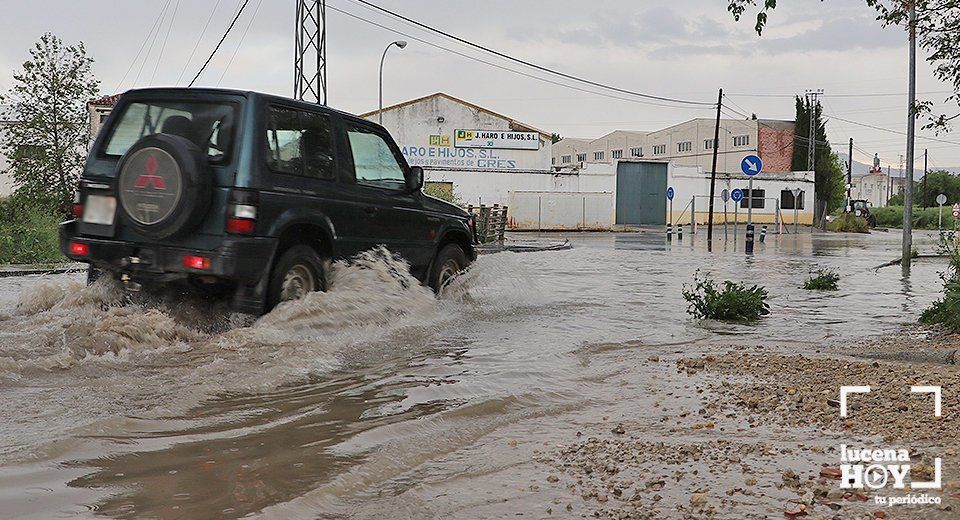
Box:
[379,40,407,125]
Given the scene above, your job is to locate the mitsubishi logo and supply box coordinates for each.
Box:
[133,154,167,190]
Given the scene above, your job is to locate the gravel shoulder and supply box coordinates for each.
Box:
[533,331,960,519]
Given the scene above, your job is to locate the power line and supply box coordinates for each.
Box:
[727,90,955,99]
[218,0,265,85]
[152,0,181,85]
[114,2,171,93]
[189,0,251,88]
[135,0,173,87]
[823,113,960,146]
[326,5,713,111]
[346,0,715,107]
[178,0,223,84]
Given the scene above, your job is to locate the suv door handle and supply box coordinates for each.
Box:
[364,206,378,215]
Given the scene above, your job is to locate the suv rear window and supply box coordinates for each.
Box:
[103,101,236,162]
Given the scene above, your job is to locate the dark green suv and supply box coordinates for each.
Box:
[60,88,477,314]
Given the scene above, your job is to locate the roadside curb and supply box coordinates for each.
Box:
[0,264,86,278]
[478,239,572,255]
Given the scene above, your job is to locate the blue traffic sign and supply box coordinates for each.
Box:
[666,186,675,200]
[741,155,763,176]
[731,188,744,202]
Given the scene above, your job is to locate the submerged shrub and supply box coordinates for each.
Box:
[682,272,769,322]
[803,269,840,291]
[921,235,960,332]
[829,213,870,233]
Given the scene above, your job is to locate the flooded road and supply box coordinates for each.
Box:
[0,230,947,518]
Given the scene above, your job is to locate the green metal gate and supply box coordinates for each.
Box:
[615,161,668,225]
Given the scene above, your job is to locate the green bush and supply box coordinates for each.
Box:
[0,196,65,264]
[682,272,769,322]
[921,234,960,332]
[803,269,839,290]
[872,206,957,230]
[829,213,870,233]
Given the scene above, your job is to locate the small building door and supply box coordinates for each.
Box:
[615,161,667,225]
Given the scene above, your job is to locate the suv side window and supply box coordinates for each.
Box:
[346,125,406,189]
[265,106,334,179]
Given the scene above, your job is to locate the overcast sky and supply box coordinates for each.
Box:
[2,0,958,168]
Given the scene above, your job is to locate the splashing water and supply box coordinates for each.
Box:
[0,247,532,464]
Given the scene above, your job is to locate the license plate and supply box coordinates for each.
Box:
[82,195,117,225]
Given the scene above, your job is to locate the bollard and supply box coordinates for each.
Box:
[745,224,755,254]
[667,224,672,241]
[678,222,683,240]
[759,225,767,243]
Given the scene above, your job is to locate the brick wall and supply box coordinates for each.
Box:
[757,122,795,172]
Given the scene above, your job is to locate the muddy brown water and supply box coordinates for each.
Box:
[0,231,947,518]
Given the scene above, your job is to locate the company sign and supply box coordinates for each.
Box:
[454,129,540,150]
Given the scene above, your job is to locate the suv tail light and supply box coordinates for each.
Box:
[183,255,211,270]
[69,242,89,256]
[71,190,83,218]
[227,189,259,235]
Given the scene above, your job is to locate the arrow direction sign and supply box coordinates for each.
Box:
[741,155,763,177]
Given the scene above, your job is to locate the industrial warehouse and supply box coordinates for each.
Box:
[369,92,816,230]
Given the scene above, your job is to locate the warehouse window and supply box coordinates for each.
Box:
[733,135,750,147]
[612,149,623,159]
[678,141,692,153]
[562,155,571,163]
[593,151,604,160]
[780,189,804,210]
[576,153,586,162]
[739,189,765,209]
[653,144,666,155]
[704,139,715,150]
[630,147,642,157]
[552,157,556,165]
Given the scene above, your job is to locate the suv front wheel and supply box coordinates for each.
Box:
[429,243,469,294]
[267,245,326,309]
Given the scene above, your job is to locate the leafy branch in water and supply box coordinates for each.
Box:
[682,271,769,321]
[803,269,840,291]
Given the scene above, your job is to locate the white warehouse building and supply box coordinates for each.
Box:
[367,93,815,230]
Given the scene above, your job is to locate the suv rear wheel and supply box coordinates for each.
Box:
[267,245,326,309]
[429,243,468,293]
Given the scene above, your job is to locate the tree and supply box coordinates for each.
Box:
[791,96,845,218]
[550,133,562,144]
[0,33,100,211]
[725,0,959,132]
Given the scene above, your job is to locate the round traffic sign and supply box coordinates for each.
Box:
[666,186,675,200]
[721,189,730,203]
[741,155,763,177]
[731,188,744,202]
[937,193,947,206]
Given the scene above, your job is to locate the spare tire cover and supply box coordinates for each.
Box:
[116,134,210,239]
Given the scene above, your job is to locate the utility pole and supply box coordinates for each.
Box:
[921,148,928,208]
[887,165,892,207]
[706,88,723,244]
[903,0,917,273]
[847,138,853,211]
[805,89,823,224]
[899,154,904,197]
[294,0,327,104]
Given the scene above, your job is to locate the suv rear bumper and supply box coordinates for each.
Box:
[59,220,276,285]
